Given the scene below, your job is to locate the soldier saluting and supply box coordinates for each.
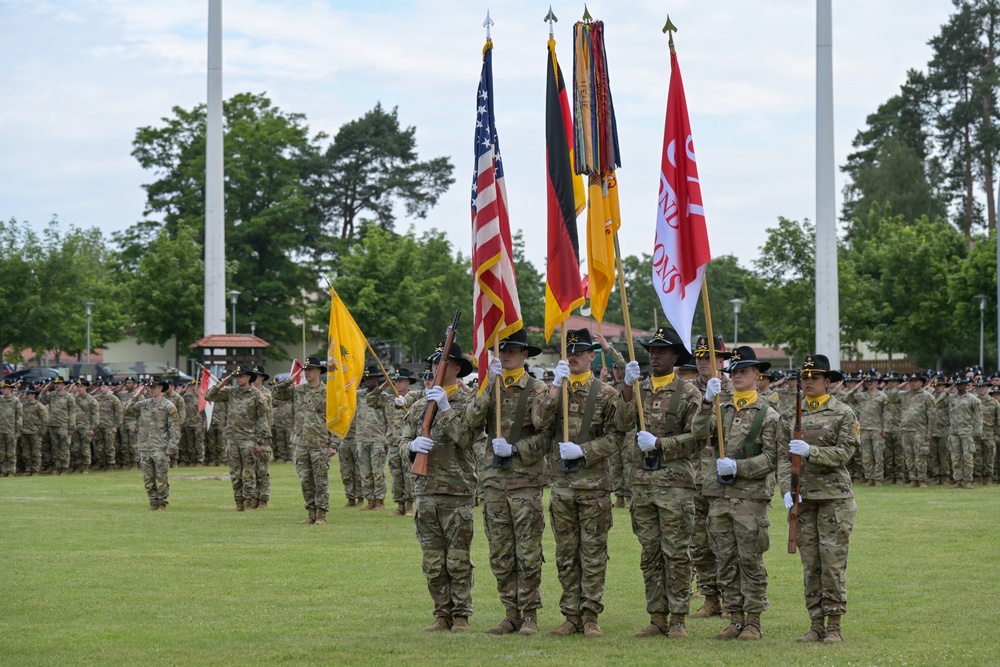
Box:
[124,378,180,510]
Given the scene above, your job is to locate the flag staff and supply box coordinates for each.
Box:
[485,11,501,432]
[560,325,570,443]
[613,233,645,430]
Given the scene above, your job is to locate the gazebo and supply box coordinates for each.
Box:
[190,334,269,376]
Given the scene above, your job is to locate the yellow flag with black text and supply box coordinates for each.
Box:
[326,287,367,438]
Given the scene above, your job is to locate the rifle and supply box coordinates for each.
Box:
[412,309,461,477]
[787,380,803,554]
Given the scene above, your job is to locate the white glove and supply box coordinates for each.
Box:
[716,457,737,477]
[624,360,641,386]
[487,358,502,383]
[492,437,512,457]
[704,377,722,402]
[426,386,451,412]
[393,396,405,407]
[789,439,811,457]
[409,436,433,454]
[636,431,658,453]
[783,491,802,509]
[559,441,585,460]
[553,360,571,387]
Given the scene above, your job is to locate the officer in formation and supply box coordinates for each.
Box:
[180,380,206,467]
[271,378,294,464]
[368,367,421,517]
[249,366,274,507]
[0,380,23,477]
[124,378,180,510]
[19,386,48,475]
[116,377,140,470]
[595,333,633,509]
[356,367,388,511]
[93,380,123,471]
[842,372,887,485]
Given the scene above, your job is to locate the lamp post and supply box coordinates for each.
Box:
[729,298,744,346]
[976,294,988,369]
[249,320,257,337]
[228,290,240,334]
[84,301,95,363]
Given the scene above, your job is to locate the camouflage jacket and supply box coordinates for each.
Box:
[124,396,180,452]
[759,388,781,412]
[164,390,186,426]
[883,387,902,429]
[948,393,983,437]
[778,395,858,500]
[204,384,270,443]
[693,394,781,500]
[370,388,423,446]
[41,390,77,430]
[75,393,99,431]
[536,375,623,492]
[399,385,477,497]
[464,372,553,491]
[272,380,333,450]
[693,374,735,485]
[978,394,1000,441]
[21,400,48,435]
[0,395,24,436]
[272,393,294,430]
[356,388,387,444]
[931,391,950,437]
[843,388,886,432]
[208,398,228,431]
[94,393,123,430]
[602,344,627,372]
[618,375,702,489]
[183,392,203,428]
[116,389,140,424]
[899,389,933,433]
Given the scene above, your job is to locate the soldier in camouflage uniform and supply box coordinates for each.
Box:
[882,372,905,483]
[181,381,205,466]
[400,341,477,633]
[336,410,363,506]
[778,354,858,644]
[693,346,781,641]
[162,381,186,468]
[0,380,24,476]
[249,366,274,506]
[928,376,951,484]
[40,377,76,475]
[596,333,632,509]
[19,387,48,475]
[124,378,180,510]
[93,380,123,471]
[271,379,294,463]
[899,373,933,487]
[115,378,140,470]
[690,335,733,619]
[369,368,421,516]
[70,380,98,474]
[948,377,982,489]
[845,373,887,486]
[274,358,337,525]
[536,328,623,639]
[357,366,388,511]
[205,393,228,467]
[205,366,270,510]
[464,330,552,636]
[756,370,782,412]
[974,381,998,486]
[617,328,702,639]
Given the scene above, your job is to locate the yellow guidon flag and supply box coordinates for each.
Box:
[586,172,621,323]
[326,287,367,438]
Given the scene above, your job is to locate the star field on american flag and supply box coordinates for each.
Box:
[471,58,503,211]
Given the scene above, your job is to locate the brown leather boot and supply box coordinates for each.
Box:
[258,499,269,509]
[634,613,669,637]
[81,465,89,475]
[691,595,722,618]
[518,615,538,635]
[667,613,688,638]
[314,509,327,525]
[374,499,385,510]
[797,617,826,642]
[918,481,928,488]
[715,612,744,640]
[345,497,356,508]
[360,499,375,511]
[235,500,245,512]
[823,615,843,643]
[486,611,521,635]
[149,504,159,511]
[737,612,762,640]
[614,495,625,508]
[395,502,406,516]
[424,617,451,632]
[547,616,582,635]
[582,612,603,638]
[865,479,875,487]
[297,508,316,524]
[405,500,414,516]
[245,499,256,511]
[450,617,470,632]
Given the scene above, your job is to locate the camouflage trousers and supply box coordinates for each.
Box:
[118,426,138,466]
[974,436,996,479]
[139,448,170,506]
[338,438,362,500]
[92,427,116,468]
[859,430,884,481]
[948,434,976,483]
[795,497,856,619]
[182,425,205,465]
[358,438,386,501]
[883,431,906,482]
[228,440,258,502]
[929,436,951,480]
[609,433,634,499]
[22,433,43,473]
[901,431,930,482]
[50,429,71,471]
[71,429,93,469]
[255,444,272,502]
[549,485,613,617]
[631,484,695,615]
[387,442,411,504]
[295,445,331,511]
[273,428,292,462]
[414,494,475,621]
[483,486,545,615]
[708,497,771,615]
[0,434,16,475]
[205,427,226,466]
[691,488,719,597]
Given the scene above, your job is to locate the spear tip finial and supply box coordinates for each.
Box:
[483,9,494,40]
[582,3,592,22]
[544,5,557,23]
[662,15,677,34]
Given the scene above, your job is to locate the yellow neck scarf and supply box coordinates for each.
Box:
[807,394,831,412]
[733,390,757,409]
[651,373,676,391]
[501,368,525,388]
[569,371,592,393]
[443,384,460,398]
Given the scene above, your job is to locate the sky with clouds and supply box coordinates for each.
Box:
[1,0,955,272]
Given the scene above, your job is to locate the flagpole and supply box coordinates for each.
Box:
[597,321,607,370]
[493,339,502,435]
[701,280,726,458]
[364,339,404,404]
[613,233,645,431]
[560,324,570,443]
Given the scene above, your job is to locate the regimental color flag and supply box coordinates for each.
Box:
[544,36,587,342]
[472,38,522,391]
[288,359,306,385]
[326,287,367,438]
[652,45,711,352]
[197,367,219,428]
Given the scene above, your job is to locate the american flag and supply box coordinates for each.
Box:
[471,40,521,391]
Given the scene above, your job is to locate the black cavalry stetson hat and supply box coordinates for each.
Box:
[251,365,270,381]
[235,365,258,380]
[303,357,327,373]
[498,329,542,357]
[565,328,600,355]
[419,364,434,380]
[693,334,731,360]
[799,354,844,383]
[364,365,384,379]
[392,367,415,382]
[639,326,692,366]
[723,346,771,374]
[426,341,474,378]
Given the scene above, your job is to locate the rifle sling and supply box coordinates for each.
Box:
[724,403,768,461]
[487,382,533,444]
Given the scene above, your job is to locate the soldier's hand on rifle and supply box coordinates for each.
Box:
[783,491,801,509]
[704,377,722,402]
[426,386,451,413]
[716,457,737,477]
[492,437,512,457]
[552,360,570,387]
[487,358,502,383]
[789,439,811,457]
[624,361,641,386]
[409,436,434,454]
[393,396,405,407]
[559,441,584,460]
[327,447,336,457]
[637,430,658,453]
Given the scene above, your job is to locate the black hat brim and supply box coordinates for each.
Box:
[566,342,601,355]
[723,360,771,374]
[498,342,543,357]
[638,340,692,367]
[800,369,843,383]
[303,364,327,373]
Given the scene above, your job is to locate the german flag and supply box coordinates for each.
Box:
[544,36,586,343]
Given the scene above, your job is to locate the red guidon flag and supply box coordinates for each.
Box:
[471,39,522,391]
[197,367,219,428]
[544,36,587,342]
[653,46,711,351]
[288,359,306,385]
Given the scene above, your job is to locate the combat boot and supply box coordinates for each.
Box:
[547,616,582,636]
[158,503,167,511]
[796,617,826,642]
[360,499,375,511]
[518,614,538,635]
[245,500,256,511]
[581,611,603,638]
[963,481,974,489]
[81,465,89,475]
[424,617,451,632]
[906,480,917,488]
[314,509,327,525]
[866,479,875,487]
[951,481,962,488]
[623,496,631,507]
[345,497,356,508]
[258,499,269,509]
[737,612,762,640]
[691,595,722,618]
[297,508,316,524]
[823,615,843,643]
[395,502,407,516]
[149,504,159,511]
[405,500,414,516]
[614,495,625,508]
[235,501,244,512]
[874,480,883,486]
[985,477,993,487]
[918,481,928,488]
[451,617,470,632]
[486,611,521,635]
[667,613,688,638]
[634,613,669,637]
[714,612,744,640]
[374,499,385,510]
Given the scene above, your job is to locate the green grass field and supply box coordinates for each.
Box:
[1,464,997,666]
